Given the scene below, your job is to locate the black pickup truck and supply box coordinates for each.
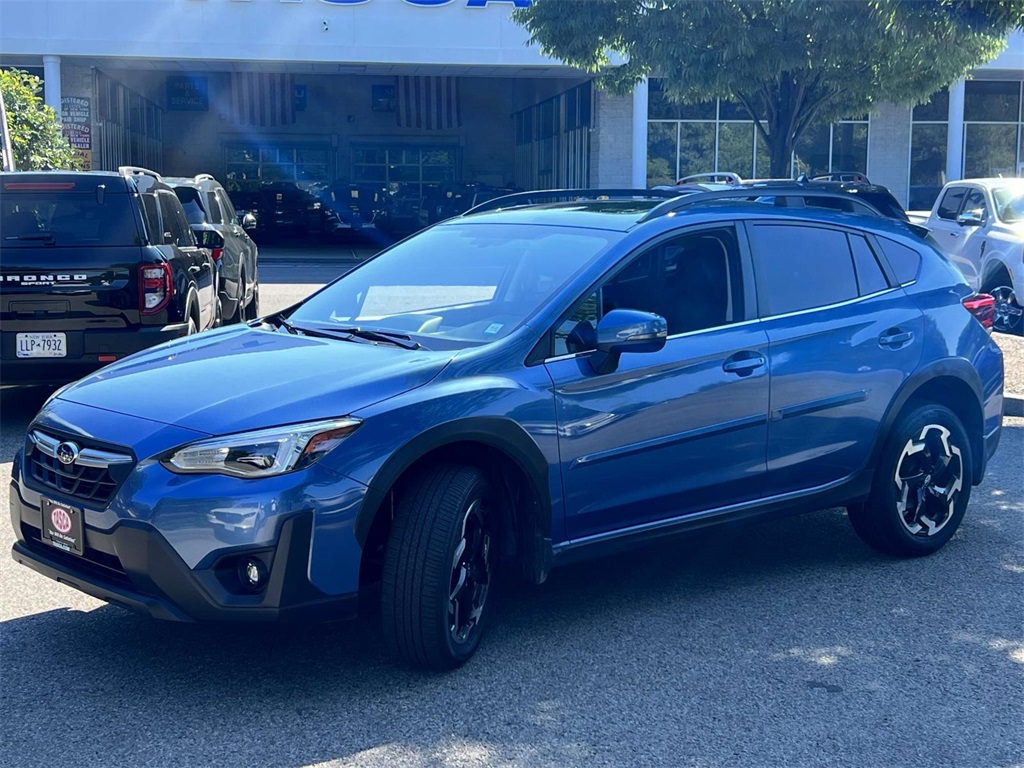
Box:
[0,170,219,385]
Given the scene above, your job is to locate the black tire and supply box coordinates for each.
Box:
[981,268,1022,335]
[238,277,259,323]
[382,465,497,670]
[848,404,972,557]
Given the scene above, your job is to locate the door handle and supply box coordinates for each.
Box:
[188,265,201,275]
[879,330,913,348]
[949,231,959,238]
[723,352,766,376]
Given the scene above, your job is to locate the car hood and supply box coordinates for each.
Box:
[58,326,455,435]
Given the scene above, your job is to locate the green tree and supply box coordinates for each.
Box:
[0,68,77,171]
[515,0,1023,178]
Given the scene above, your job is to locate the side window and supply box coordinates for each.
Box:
[217,189,238,223]
[876,237,922,284]
[205,192,224,224]
[139,193,161,243]
[849,235,890,295]
[936,187,967,220]
[551,227,744,356]
[158,192,196,248]
[750,225,858,315]
[961,188,988,222]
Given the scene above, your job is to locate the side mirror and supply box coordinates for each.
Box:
[589,309,668,375]
[241,212,258,231]
[956,210,984,227]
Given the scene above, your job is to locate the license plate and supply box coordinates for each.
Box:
[40,498,84,555]
[16,332,66,358]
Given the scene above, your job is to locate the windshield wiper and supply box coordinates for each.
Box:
[279,318,423,350]
[321,326,422,350]
[274,314,301,334]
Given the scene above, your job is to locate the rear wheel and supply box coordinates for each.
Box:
[848,405,972,557]
[382,465,497,670]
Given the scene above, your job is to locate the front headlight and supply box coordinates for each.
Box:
[162,418,361,479]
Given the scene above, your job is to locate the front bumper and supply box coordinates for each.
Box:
[9,455,365,622]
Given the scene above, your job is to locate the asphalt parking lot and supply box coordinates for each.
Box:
[1,262,1022,768]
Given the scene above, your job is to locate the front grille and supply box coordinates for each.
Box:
[21,522,131,587]
[30,451,119,504]
[26,430,134,508]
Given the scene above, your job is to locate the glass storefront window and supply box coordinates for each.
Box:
[647,123,678,186]
[717,123,754,179]
[793,123,830,177]
[913,89,949,122]
[964,123,1019,177]
[677,123,716,179]
[909,124,948,209]
[965,80,1021,123]
[648,83,869,182]
[831,123,868,172]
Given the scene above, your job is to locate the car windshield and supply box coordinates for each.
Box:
[992,186,1024,223]
[288,222,617,347]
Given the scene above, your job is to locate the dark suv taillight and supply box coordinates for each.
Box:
[962,293,995,330]
[139,263,173,315]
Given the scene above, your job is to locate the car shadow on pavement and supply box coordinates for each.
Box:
[3,488,1023,768]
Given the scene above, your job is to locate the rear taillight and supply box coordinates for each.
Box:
[139,263,173,315]
[962,293,995,330]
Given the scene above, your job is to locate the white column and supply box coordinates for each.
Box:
[43,55,62,117]
[631,77,649,187]
[946,79,965,182]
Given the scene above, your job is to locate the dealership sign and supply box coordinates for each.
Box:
[319,0,531,6]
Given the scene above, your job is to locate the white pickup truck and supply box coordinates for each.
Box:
[908,178,1023,334]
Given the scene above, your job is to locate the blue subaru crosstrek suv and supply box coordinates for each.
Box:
[10,189,1004,669]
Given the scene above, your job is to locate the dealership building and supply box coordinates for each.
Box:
[1,0,1022,210]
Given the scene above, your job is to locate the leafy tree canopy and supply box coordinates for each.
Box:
[1,68,77,171]
[515,0,1023,177]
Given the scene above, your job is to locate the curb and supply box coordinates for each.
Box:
[1006,393,1024,418]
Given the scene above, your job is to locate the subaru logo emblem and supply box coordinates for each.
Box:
[56,441,80,466]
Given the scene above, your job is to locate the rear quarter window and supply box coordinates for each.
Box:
[876,237,922,284]
[750,224,859,315]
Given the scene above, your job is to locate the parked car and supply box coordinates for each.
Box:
[911,178,1023,334]
[320,180,386,235]
[253,181,327,240]
[10,188,1003,671]
[0,168,219,385]
[166,174,260,323]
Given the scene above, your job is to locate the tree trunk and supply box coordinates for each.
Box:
[767,131,795,179]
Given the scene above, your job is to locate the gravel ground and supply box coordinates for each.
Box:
[996,332,1024,396]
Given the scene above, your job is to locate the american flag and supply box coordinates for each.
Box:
[230,73,295,127]
[395,76,462,131]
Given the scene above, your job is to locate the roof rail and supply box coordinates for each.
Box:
[193,173,216,182]
[119,165,163,182]
[676,171,743,185]
[463,188,679,216]
[637,184,888,223]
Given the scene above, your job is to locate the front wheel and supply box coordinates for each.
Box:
[848,405,972,557]
[382,465,497,670]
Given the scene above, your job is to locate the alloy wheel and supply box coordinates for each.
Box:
[989,285,1023,334]
[893,424,964,537]
[449,498,491,645]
